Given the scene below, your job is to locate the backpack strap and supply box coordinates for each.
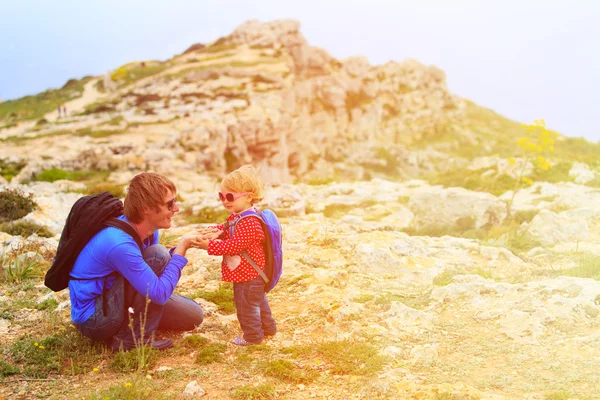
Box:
[228,211,269,284]
[241,250,269,284]
[103,218,144,252]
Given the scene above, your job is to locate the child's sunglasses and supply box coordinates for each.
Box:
[218,192,250,202]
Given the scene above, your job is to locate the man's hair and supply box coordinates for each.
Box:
[124,172,176,223]
[222,164,264,204]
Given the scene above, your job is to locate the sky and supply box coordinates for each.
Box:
[1,0,599,140]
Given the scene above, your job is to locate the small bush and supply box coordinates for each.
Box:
[0,158,27,182]
[0,188,37,222]
[0,220,53,238]
[0,253,43,283]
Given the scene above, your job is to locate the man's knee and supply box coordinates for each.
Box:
[142,244,170,274]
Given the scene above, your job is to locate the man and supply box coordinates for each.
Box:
[69,172,209,351]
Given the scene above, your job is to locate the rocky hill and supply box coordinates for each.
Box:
[1,19,600,400]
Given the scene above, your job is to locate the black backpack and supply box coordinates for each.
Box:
[44,192,143,292]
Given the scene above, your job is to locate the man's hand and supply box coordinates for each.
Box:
[173,230,219,256]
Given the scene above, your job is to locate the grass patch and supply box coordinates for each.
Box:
[104,115,125,126]
[191,284,235,314]
[113,64,169,88]
[530,161,574,183]
[33,168,124,198]
[0,220,53,238]
[258,359,319,384]
[433,270,459,286]
[307,176,336,185]
[280,345,314,359]
[76,126,127,138]
[0,360,20,377]
[560,253,600,280]
[35,298,59,311]
[0,76,92,122]
[544,392,575,400]
[8,329,107,378]
[0,252,44,284]
[403,210,542,254]
[90,378,158,400]
[110,347,159,373]
[322,200,378,219]
[430,167,516,196]
[195,343,227,365]
[0,158,27,182]
[182,334,209,349]
[353,294,376,303]
[180,206,230,224]
[0,188,37,222]
[316,339,387,376]
[231,384,276,400]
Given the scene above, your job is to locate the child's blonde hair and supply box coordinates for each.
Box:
[222,165,264,204]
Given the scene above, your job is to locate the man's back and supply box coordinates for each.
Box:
[69,215,160,323]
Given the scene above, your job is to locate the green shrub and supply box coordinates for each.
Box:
[0,220,53,238]
[1,252,44,283]
[0,158,27,182]
[0,188,37,222]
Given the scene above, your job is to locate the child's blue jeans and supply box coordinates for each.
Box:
[233,277,277,344]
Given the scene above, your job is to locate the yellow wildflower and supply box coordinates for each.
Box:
[93,367,99,373]
[124,382,132,388]
[34,342,39,347]
[39,345,45,349]
[508,157,516,165]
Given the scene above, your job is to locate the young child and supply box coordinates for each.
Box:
[197,165,277,346]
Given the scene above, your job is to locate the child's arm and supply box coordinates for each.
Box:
[198,218,264,255]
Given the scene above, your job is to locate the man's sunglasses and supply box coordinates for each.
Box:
[165,197,177,211]
[218,192,250,202]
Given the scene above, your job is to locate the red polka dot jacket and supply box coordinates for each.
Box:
[207,212,266,283]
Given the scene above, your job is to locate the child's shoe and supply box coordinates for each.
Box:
[233,336,258,346]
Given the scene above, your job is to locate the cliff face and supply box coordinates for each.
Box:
[172,19,465,182]
[0,19,465,184]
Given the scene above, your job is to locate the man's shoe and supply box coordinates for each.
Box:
[112,337,173,352]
